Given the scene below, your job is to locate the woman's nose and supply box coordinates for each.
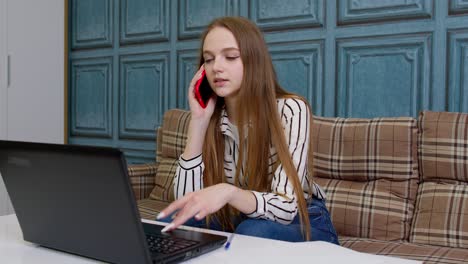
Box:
[212,58,223,72]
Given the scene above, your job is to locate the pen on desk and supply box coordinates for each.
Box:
[224,233,235,250]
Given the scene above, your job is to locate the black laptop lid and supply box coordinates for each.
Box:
[0,140,152,264]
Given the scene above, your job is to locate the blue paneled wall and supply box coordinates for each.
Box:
[69,0,468,163]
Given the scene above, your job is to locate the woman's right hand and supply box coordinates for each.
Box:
[181,65,217,160]
[187,65,217,122]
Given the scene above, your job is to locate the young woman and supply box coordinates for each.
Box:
[157,16,338,244]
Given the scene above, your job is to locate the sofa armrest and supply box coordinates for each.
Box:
[127,163,158,201]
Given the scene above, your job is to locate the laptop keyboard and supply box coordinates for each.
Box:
[146,234,199,254]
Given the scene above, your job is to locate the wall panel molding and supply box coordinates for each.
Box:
[269,41,324,115]
[120,0,170,44]
[338,0,433,25]
[250,0,324,30]
[119,53,169,140]
[178,0,240,39]
[121,147,156,164]
[337,34,432,117]
[70,57,113,138]
[71,0,113,49]
[177,50,199,109]
[448,29,468,112]
[449,0,468,15]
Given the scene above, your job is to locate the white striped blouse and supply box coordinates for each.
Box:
[174,98,326,224]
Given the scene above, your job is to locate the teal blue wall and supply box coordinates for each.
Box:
[69,0,468,163]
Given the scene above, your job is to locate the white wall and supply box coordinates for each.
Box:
[0,0,65,216]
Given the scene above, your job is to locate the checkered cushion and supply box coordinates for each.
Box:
[313,116,419,241]
[156,127,163,162]
[127,163,158,200]
[127,127,162,201]
[418,111,468,182]
[340,236,468,264]
[160,110,191,159]
[410,111,468,248]
[149,109,191,202]
[411,183,468,248]
[313,116,419,181]
[137,199,170,220]
[316,178,418,240]
[148,157,179,202]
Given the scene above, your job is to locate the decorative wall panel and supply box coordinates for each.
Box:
[448,30,468,112]
[70,57,113,138]
[338,0,433,25]
[250,0,323,30]
[120,0,169,44]
[178,0,240,39]
[270,41,324,115]
[449,0,468,15]
[337,34,431,117]
[71,0,113,49]
[119,53,168,140]
[177,50,199,109]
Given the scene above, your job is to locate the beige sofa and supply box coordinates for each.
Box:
[128,109,468,263]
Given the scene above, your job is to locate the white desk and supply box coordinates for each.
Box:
[0,214,421,264]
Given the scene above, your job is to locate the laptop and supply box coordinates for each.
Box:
[0,140,227,264]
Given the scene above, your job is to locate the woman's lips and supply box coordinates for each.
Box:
[214,78,228,87]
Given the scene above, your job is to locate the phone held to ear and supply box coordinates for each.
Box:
[194,70,213,108]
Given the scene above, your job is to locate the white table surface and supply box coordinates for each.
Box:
[0,214,421,264]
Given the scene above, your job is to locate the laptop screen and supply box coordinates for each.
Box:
[0,140,153,263]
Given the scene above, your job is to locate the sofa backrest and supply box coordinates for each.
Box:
[312,116,419,241]
[149,109,191,202]
[410,111,468,248]
[148,109,420,242]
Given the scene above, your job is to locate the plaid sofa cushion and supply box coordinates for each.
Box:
[127,128,161,201]
[127,163,158,200]
[160,109,191,160]
[316,178,418,241]
[418,111,468,182]
[340,236,468,264]
[313,116,419,241]
[137,199,170,220]
[156,127,162,163]
[410,111,468,248]
[149,109,191,202]
[313,116,419,181]
[149,157,178,202]
[411,182,468,248]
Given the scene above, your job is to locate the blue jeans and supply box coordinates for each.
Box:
[158,198,339,245]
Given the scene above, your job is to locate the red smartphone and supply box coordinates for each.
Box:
[193,69,213,108]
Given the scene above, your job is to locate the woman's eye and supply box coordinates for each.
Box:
[204,58,213,63]
[226,56,239,60]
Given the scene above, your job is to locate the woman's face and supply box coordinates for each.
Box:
[202,27,244,100]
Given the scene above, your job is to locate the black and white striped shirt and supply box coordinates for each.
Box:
[174,98,326,224]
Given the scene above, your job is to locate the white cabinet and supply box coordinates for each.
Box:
[0,0,11,217]
[0,0,7,140]
[0,0,65,216]
[2,0,65,143]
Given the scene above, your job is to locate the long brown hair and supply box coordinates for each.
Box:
[199,17,314,240]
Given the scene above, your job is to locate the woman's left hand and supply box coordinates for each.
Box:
[157,183,236,232]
